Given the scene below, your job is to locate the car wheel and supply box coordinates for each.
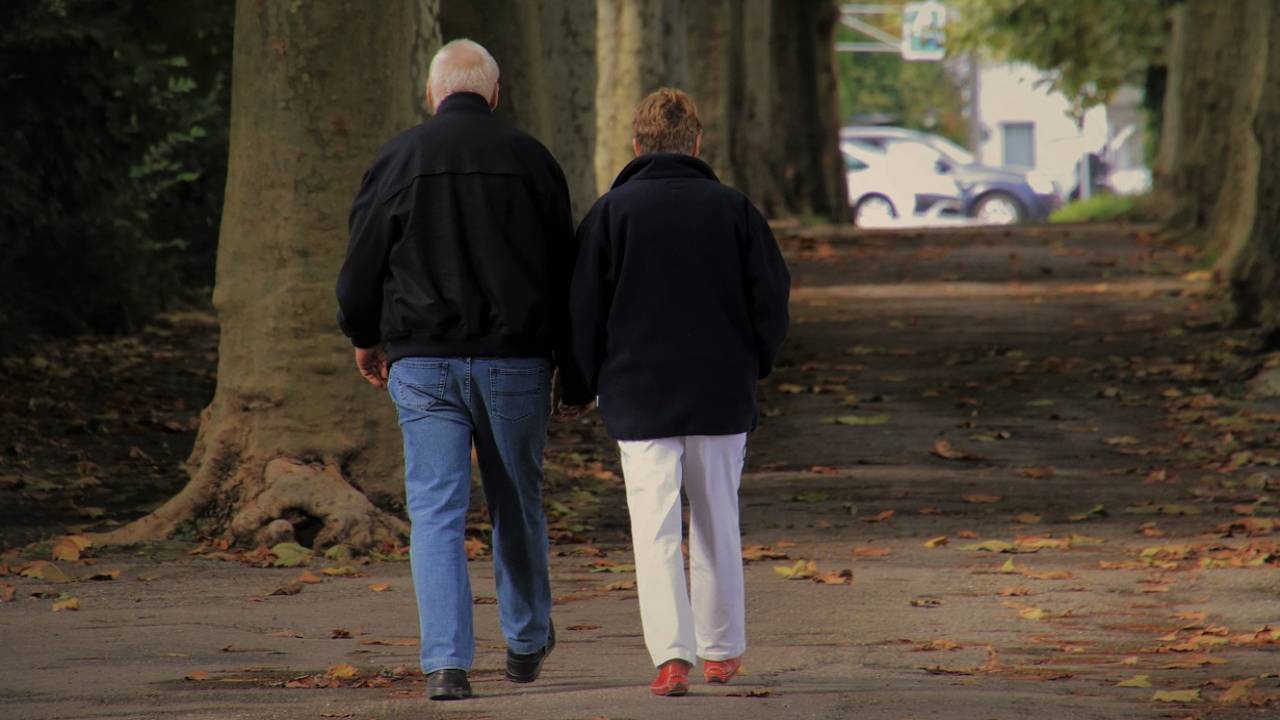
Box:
[973,192,1025,225]
[854,195,897,228]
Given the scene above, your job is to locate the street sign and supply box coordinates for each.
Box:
[901,1,946,61]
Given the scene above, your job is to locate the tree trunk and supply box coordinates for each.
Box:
[1157,0,1268,268]
[767,0,846,221]
[593,0,689,194]
[92,0,441,549]
[440,1,598,219]
[1228,5,1280,342]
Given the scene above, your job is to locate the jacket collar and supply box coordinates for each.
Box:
[436,92,493,115]
[611,153,720,189]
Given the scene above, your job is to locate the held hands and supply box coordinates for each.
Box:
[550,367,594,420]
[355,346,390,389]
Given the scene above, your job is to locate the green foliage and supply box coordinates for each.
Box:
[835,5,970,145]
[1050,193,1142,224]
[0,0,231,350]
[948,0,1171,115]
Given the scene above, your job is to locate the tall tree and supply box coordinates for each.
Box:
[93,0,441,549]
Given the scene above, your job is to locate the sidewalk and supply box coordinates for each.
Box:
[4,223,1278,719]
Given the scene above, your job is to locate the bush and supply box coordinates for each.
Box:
[0,0,231,352]
[1050,193,1147,224]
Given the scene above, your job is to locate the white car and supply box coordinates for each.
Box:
[842,141,966,228]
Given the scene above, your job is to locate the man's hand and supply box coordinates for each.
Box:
[355,346,389,389]
[555,400,595,421]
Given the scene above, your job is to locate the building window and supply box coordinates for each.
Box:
[1001,122,1035,168]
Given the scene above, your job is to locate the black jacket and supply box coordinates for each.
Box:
[566,153,790,440]
[336,92,577,370]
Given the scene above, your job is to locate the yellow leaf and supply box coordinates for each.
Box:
[294,571,324,584]
[999,558,1017,573]
[774,559,817,580]
[923,536,949,548]
[20,561,71,583]
[321,565,359,576]
[52,596,79,612]
[1151,689,1201,703]
[326,663,359,680]
[961,540,1016,553]
[367,582,391,592]
[51,538,81,562]
[1219,678,1257,705]
[1116,675,1151,688]
[1017,606,1047,621]
[1014,513,1042,524]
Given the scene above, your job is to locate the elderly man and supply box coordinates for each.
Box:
[336,39,577,701]
[567,88,790,696]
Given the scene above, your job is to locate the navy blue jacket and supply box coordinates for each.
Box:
[565,153,790,440]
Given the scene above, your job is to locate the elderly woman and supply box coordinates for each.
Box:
[564,88,791,696]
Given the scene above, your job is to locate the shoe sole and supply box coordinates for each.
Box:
[651,680,689,696]
[428,690,472,701]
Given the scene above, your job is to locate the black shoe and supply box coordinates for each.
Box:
[506,619,555,683]
[426,669,472,700]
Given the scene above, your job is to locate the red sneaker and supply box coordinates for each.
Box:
[649,659,692,696]
[703,657,741,684]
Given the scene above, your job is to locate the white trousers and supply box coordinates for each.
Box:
[617,433,748,667]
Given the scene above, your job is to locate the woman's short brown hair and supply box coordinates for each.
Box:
[632,88,702,155]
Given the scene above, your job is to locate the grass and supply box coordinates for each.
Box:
[1050,193,1143,224]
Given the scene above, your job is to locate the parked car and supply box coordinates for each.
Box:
[840,126,1060,224]
[842,141,966,227]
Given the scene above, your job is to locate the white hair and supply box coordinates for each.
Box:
[428,39,499,105]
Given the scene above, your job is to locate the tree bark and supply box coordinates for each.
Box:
[1228,5,1280,342]
[92,0,441,549]
[1157,0,1268,267]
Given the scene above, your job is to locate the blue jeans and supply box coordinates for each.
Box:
[387,356,553,674]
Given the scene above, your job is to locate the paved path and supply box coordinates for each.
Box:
[5,223,1279,720]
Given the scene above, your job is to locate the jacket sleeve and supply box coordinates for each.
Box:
[563,202,612,405]
[743,203,790,379]
[335,167,394,349]
[544,159,588,403]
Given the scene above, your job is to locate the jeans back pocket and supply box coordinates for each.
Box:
[489,365,547,422]
[390,361,449,413]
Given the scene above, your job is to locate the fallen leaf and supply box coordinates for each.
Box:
[1014,513,1042,524]
[961,540,1016,553]
[185,671,209,681]
[910,598,943,608]
[774,560,817,580]
[270,542,313,568]
[913,639,962,652]
[1151,689,1201,703]
[52,595,79,612]
[827,414,891,426]
[933,439,982,461]
[851,546,891,558]
[998,587,1033,597]
[1017,467,1055,479]
[0,583,14,602]
[743,544,789,561]
[359,638,416,646]
[812,569,853,585]
[1158,654,1225,669]
[864,510,895,523]
[269,581,302,596]
[294,571,324,584]
[602,580,637,591]
[1116,674,1151,688]
[1219,678,1257,704]
[321,565,360,577]
[464,537,487,560]
[20,562,71,583]
[924,536,949,548]
[565,624,601,631]
[962,494,1003,504]
[51,538,83,562]
[367,582,390,592]
[326,663,359,680]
